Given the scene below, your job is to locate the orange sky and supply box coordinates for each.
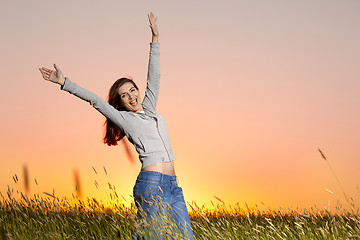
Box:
[1,0,359,211]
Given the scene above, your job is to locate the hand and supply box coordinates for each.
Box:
[39,64,66,85]
[148,12,159,40]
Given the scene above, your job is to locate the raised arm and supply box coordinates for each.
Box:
[39,65,125,128]
[142,12,161,112]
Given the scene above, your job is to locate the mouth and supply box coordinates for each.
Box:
[130,99,138,107]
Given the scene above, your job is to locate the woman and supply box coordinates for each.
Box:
[39,12,194,239]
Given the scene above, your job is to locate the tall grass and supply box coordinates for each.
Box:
[1,150,359,240]
[1,186,359,239]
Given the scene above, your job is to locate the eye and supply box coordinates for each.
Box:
[130,88,135,92]
[120,94,126,99]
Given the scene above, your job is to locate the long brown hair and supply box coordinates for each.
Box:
[103,77,139,146]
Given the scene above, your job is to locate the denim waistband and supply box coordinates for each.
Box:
[136,171,177,184]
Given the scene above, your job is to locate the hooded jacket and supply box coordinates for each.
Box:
[61,43,175,168]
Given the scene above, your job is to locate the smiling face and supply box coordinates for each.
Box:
[117,82,143,113]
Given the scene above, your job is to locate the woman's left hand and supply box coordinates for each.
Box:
[148,12,159,41]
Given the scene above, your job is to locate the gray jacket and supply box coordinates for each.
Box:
[61,43,176,168]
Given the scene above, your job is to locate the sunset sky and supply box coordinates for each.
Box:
[1,0,359,211]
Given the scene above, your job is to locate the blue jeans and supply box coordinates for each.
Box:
[132,171,194,239]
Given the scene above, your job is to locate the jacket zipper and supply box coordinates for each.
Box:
[154,117,171,161]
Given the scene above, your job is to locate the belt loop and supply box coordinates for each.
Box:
[161,173,163,183]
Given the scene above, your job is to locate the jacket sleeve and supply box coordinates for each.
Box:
[142,42,160,112]
[61,78,125,128]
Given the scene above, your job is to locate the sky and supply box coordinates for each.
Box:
[0,0,359,212]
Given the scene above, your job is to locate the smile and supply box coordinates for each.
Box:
[130,99,138,106]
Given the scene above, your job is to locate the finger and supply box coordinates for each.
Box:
[39,68,45,76]
[41,72,51,79]
[40,67,52,74]
[39,68,49,76]
[41,68,52,76]
[54,64,59,71]
[149,12,154,21]
[40,71,50,80]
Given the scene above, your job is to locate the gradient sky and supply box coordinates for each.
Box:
[1,0,359,211]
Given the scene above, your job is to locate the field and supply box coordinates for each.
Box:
[2,157,359,240]
[1,189,359,240]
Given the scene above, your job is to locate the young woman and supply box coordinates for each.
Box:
[39,12,194,239]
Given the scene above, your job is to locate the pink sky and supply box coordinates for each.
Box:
[1,0,359,211]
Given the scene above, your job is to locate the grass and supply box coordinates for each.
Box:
[0,188,359,240]
[1,151,359,240]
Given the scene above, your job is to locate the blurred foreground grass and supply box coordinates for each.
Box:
[0,188,359,240]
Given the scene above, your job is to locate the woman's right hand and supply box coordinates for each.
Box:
[39,64,66,86]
